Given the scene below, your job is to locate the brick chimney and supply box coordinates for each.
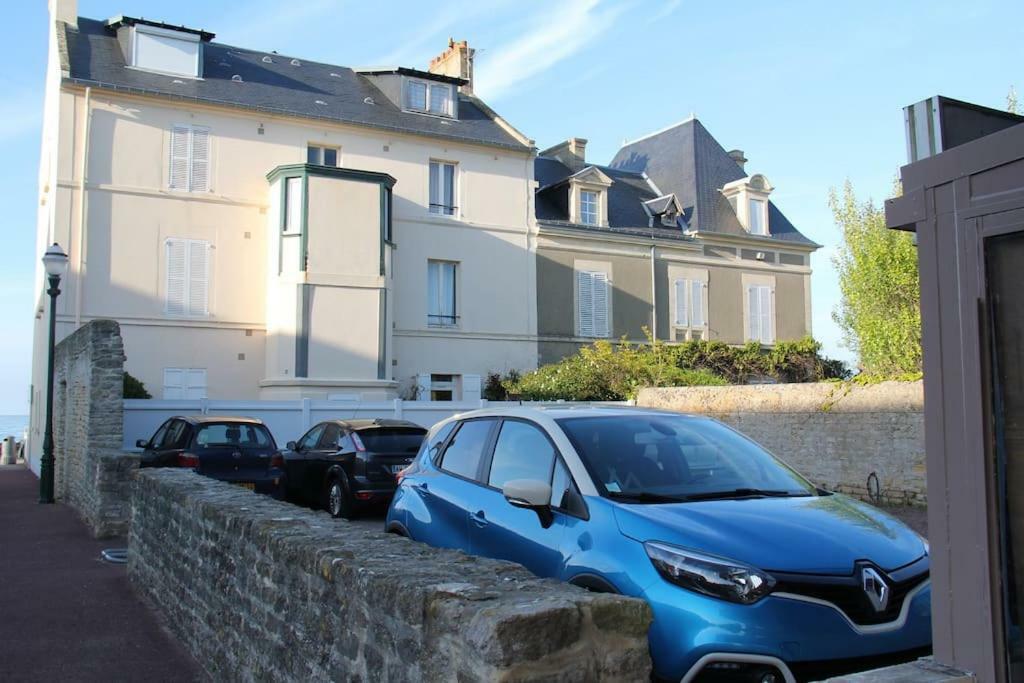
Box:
[539,138,589,173]
[49,0,77,26]
[728,149,747,172]
[429,38,475,94]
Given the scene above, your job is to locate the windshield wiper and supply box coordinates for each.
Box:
[605,491,688,504]
[684,488,812,501]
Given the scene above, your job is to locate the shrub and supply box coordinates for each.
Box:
[123,372,152,399]
[482,370,520,401]
[504,333,847,401]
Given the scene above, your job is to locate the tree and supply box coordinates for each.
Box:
[1009,85,1020,115]
[829,181,922,376]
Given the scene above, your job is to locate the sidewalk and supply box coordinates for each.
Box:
[0,465,202,682]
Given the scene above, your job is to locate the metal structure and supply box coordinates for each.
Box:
[38,243,68,504]
[887,97,1024,682]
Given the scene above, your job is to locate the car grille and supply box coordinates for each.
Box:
[771,563,928,626]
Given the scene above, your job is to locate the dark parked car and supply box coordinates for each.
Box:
[136,416,284,497]
[283,419,427,518]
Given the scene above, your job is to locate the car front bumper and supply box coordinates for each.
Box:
[643,579,932,682]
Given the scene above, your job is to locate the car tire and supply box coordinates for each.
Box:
[326,477,357,520]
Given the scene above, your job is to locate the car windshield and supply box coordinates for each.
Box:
[195,423,274,448]
[357,428,426,453]
[556,414,817,501]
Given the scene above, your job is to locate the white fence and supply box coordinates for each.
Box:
[122,398,632,450]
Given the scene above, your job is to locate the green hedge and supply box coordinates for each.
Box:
[490,335,847,402]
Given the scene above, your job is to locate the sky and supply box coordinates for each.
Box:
[0,0,1020,414]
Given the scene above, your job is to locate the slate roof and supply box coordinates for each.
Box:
[61,17,531,152]
[609,118,818,246]
[535,157,695,241]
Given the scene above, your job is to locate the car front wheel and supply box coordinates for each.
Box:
[326,478,356,519]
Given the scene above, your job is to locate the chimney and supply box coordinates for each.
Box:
[539,137,589,173]
[49,0,77,26]
[728,149,747,172]
[429,38,475,94]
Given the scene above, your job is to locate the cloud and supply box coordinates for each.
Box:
[474,0,629,102]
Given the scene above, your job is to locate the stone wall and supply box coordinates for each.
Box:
[52,319,138,537]
[637,381,926,506]
[129,470,653,682]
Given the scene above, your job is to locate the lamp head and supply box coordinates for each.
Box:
[42,243,69,278]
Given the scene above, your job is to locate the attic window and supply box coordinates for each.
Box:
[129,24,203,78]
[580,190,600,226]
[405,78,454,117]
[748,198,767,235]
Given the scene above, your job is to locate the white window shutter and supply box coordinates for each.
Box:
[691,280,705,328]
[674,279,688,326]
[747,286,760,342]
[184,369,207,399]
[577,271,594,337]
[592,272,609,337]
[169,126,190,190]
[166,239,187,315]
[190,127,210,191]
[188,240,209,316]
[461,374,481,402]
[759,286,773,343]
[163,368,184,399]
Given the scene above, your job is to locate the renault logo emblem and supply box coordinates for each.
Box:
[861,567,890,612]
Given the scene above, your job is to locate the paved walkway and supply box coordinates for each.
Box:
[0,465,202,682]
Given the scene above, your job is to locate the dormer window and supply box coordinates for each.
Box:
[580,190,600,226]
[106,17,214,79]
[405,78,453,117]
[721,174,774,236]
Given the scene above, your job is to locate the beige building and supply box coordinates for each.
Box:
[533,121,818,363]
[31,1,538,459]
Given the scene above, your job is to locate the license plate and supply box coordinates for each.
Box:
[236,482,256,491]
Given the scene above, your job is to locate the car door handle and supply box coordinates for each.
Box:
[470,511,488,528]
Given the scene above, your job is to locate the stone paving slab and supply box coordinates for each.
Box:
[0,466,202,682]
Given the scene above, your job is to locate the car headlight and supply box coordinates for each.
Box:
[644,541,775,604]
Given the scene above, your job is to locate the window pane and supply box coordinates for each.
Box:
[195,423,273,448]
[749,198,765,234]
[299,425,324,450]
[580,190,599,225]
[442,163,455,214]
[488,421,556,490]
[551,459,573,509]
[323,148,337,166]
[285,177,302,232]
[427,261,440,317]
[441,263,456,317]
[407,81,427,110]
[429,84,452,115]
[440,420,495,481]
[306,146,320,164]
[425,422,457,462]
[356,428,426,453]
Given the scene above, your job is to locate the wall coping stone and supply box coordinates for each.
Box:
[819,657,975,682]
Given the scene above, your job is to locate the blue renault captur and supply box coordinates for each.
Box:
[386,407,931,682]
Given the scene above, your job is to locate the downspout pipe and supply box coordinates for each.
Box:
[74,86,91,328]
[650,243,657,341]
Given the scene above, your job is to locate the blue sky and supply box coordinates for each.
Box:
[0,0,1020,414]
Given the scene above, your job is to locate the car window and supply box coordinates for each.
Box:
[420,422,457,462]
[319,424,341,450]
[550,458,576,510]
[158,420,187,449]
[195,423,273,448]
[357,428,426,453]
[298,424,325,451]
[148,420,172,449]
[439,419,495,481]
[487,420,556,490]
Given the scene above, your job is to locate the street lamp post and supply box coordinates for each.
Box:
[39,243,68,504]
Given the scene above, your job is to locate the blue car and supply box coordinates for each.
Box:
[386,408,931,682]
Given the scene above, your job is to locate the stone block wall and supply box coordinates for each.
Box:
[52,319,138,537]
[637,381,926,506]
[129,470,653,682]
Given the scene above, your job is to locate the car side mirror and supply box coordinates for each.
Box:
[135,439,149,449]
[503,479,554,528]
[286,441,297,451]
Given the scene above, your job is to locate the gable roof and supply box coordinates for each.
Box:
[610,118,817,246]
[61,17,532,152]
[534,157,693,241]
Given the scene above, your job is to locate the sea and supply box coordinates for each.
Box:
[0,415,29,440]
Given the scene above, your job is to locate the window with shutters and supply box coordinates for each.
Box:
[162,368,207,399]
[429,160,457,216]
[746,284,774,344]
[673,278,707,338]
[577,270,610,338]
[169,124,211,192]
[165,238,210,317]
